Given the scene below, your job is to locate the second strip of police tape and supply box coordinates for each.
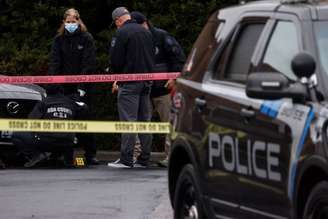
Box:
[0,72,178,134]
[0,119,170,134]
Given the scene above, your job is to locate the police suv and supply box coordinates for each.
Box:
[168,0,328,218]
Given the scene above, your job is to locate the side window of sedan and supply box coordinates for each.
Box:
[259,21,299,80]
[213,22,265,83]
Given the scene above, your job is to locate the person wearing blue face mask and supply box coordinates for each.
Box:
[49,8,96,94]
[65,23,79,33]
[48,8,99,165]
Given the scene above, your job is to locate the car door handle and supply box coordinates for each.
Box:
[240,108,255,119]
[195,97,206,112]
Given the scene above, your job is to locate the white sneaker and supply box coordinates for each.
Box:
[107,159,132,168]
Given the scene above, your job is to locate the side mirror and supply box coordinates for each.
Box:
[246,52,316,102]
[246,72,307,102]
[246,73,289,99]
[291,52,316,79]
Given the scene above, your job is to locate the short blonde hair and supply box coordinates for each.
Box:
[58,8,88,35]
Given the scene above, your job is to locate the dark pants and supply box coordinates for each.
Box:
[69,92,97,159]
[117,81,153,166]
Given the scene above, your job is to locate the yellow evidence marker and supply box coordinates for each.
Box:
[74,157,85,167]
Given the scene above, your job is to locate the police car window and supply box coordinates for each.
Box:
[182,13,220,80]
[315,21,328,76]
[214,23,265,83]
[261,21,298,80]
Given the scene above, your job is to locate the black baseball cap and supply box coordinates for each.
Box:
[131,11,147,24]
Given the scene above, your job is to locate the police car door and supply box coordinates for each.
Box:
[202,15,291,218]
[238,14,307,218]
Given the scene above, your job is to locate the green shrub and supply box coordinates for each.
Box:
[0,0,239,151]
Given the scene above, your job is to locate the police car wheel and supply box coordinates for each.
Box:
[303,181,328,219]
[173,164,204,219]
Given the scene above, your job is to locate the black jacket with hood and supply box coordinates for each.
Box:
[48,28,96,95]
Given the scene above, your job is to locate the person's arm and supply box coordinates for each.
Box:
[109,31,127,73]
[79,32,97,93]
[48,36,62,75]
[163,35,186,72]
[160,34,185,91]
[81,32,97,74]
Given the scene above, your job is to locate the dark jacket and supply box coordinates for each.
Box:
[109,19,154,76]
[29,94,85,145]
[149,27,186,98]
[48,29,96,95]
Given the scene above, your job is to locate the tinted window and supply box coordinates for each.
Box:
[182,12,221,81]
[214,23,265,83]
[262,21,299,80]
[315,21,328,76]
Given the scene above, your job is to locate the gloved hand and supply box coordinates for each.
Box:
[77,89,86,97]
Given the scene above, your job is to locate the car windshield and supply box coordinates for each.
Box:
[315,21,328,75]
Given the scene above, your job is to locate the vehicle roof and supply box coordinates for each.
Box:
[218,0,328,21]
[0,84,43,100]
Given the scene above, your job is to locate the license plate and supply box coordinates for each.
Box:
[1,131,13,139]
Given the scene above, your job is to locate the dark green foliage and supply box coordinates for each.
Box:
[133,0,239,52]
[0,0,239,150]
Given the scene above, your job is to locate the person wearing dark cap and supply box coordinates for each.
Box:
[107,7,155,168]
[130,11,186,167]
[12,85,88,168]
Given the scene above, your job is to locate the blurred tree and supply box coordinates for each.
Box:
[0,0,239,150]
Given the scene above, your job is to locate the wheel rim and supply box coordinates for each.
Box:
[181,182,199,219]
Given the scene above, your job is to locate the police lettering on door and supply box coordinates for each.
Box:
[208,132,281,182]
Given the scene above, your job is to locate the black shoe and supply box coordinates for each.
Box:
[63,156,74,168]
[63,150,74,168]
[133,160,149,168]
[86,157,100,165]
[0,158,5,169]
[24,152,51,168]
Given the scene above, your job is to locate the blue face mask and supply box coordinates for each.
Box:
[65,23,79,33]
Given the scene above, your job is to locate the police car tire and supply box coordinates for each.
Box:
[303,181,328,219]
[173,164,205,219]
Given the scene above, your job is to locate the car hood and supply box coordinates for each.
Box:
[0,84,44,100]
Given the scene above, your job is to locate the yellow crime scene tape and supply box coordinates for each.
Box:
[0,119,170,134]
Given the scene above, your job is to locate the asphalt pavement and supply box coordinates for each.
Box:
[0,164,173,219]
